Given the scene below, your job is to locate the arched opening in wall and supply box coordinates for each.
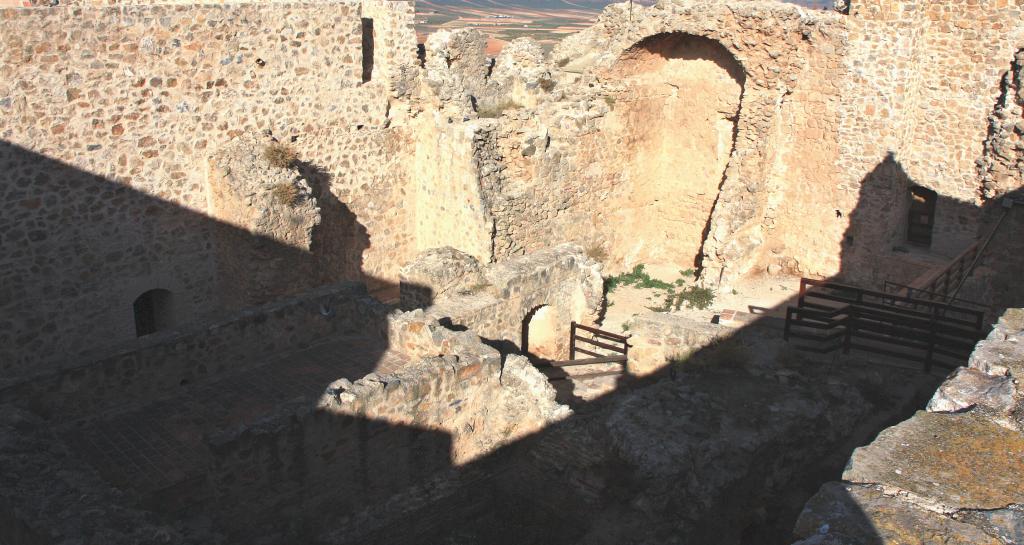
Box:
[361,18,375,83]
[605,32,745,272]
[907,186,937,247]
[521,305,560,362]
[133,289,174,337]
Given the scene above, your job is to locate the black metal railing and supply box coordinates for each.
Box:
[784,278,986,372]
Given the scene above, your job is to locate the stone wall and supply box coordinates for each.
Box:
[980,49,1023,201]
[0,282,386,420]
[414,1,852,286]
[409,115,496,263]
[834,0,1024,287]
[627,312,730,376]
[0,0,419,378]
[414,0,1022,297]
[793,308,1024,544]
[402,244,605,361]
[207,133,322,308]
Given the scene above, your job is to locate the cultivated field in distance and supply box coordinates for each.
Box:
[416,0,835,53]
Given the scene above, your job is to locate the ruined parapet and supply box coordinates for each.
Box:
[489,38,554,109]
[793,308,1024,544]
[327,310,571,462]
[399,246,486,311]
[423,28,493,116]
[360,0,420,98]
[207,133,321,307]
[979,49,1023,201]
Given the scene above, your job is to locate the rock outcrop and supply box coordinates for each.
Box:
[793,308,1024,545]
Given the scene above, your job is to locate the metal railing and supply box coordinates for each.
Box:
[881,280,986,310]
[784,278,986,372]
[907,241,981,302]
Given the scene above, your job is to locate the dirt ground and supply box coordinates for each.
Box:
[600,264,804,335]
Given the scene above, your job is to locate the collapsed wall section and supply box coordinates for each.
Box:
[417,0,1020,295]
[430,1,851,286]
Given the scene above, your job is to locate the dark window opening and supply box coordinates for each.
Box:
[361,18,375,83]
[134,289,174,337]
[416,43,426,68]
[907,186,937,247]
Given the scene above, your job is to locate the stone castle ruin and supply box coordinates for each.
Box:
[0,0,1022,543]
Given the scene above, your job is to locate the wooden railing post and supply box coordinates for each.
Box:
[622,338,629,376]
[569,321,577,361]
[843,309,854,354]
[924,308,936,373]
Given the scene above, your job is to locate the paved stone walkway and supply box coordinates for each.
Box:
[63,336,409,497]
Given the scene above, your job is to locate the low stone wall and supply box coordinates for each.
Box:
[404,244,604,360]
[793,308,1024,544]
[627,312,730,376]
[203,310,569,538]
[0,282,387,420]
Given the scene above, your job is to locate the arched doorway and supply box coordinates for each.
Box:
[521,305,561,362]
[606,32,745,270]
[133,289,174,337]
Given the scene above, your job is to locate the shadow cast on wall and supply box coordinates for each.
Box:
[839,152,1024,317]
[2,144,1020,544]
[0,140,401,380]
[326,152,1021,545]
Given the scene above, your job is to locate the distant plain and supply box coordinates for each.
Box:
[416,0,835,52]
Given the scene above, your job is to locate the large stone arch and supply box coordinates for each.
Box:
[602,32,746,272]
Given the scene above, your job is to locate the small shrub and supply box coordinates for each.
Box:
[539,78,556,92]
[264,142,298,168]
[270,183,300,206]
[649,285,716,312]
[676,286,715,310]
[585,244,608,262]
[477,99,522,119]
[556,58,571,68]
[606,264,672,292]
[603,95,616,108]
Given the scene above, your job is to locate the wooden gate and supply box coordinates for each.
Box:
[536,322,630,381]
